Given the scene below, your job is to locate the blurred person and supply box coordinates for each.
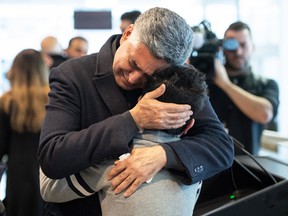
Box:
[65,36,89,59]
[120,10,141,32]
[38,7,234,216]
[40,64,207,216]
[0,49,49,216]
[209,21,279,155]
[40,36,63,55]
[40,36,67,69]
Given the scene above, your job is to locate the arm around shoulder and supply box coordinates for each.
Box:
[163,98,234,184]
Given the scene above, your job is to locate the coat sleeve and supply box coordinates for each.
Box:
[161,98,234,184]
[40,168,81,203]
[40,164,109,203]
[262,79,279,118]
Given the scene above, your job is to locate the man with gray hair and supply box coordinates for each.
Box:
[38,7,233,216]
[40,64,207,216]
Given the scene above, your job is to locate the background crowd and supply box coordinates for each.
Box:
[0,6,283,216]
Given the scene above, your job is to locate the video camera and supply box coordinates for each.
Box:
[189,20,240,80]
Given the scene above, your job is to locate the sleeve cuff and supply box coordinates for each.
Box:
[121,111,141,147]
[159,143,185,172]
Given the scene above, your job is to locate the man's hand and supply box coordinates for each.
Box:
[130,84,193,131]
[107,146,167,197]
[213,59,231,89]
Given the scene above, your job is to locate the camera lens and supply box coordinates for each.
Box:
[223,38,239,51]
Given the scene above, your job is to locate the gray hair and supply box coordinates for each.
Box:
[133,7,193,65]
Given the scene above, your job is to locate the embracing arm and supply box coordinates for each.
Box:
[39,111,136,179]
[40,168,81,203]
[162,98,234,183]
[38,60,139,179]
[40,164,109,203]
[108,95,234,197]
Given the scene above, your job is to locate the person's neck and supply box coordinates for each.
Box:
[225,64,250,77]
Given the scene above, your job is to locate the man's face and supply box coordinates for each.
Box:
[113,26,170,90]
[120,20,132,33]
[67,39,88,58]
[224,29,254,70]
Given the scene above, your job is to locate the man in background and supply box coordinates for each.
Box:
[209,21,279,155]
[41,36,63,55]
[65,36,89,58]
[40,36,66,69]
[120,10,141,32]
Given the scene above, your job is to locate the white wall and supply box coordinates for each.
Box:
[0,0,287,133]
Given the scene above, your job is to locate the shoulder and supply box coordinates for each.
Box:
[58,54,97,73]
[247,73,279,91]
[251,73,277,85]
[49,53,97,82]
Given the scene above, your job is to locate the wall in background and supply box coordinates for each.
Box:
[0,0,287,134]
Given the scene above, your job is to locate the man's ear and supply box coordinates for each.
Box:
[120,24,134,44]
[138,95,143,102]
[181,118,195,135]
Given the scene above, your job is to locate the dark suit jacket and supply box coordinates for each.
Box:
[38,35,234,215]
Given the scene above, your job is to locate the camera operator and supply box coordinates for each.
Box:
[208,21,279,155]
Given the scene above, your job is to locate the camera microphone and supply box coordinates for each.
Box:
[192,32,205,50]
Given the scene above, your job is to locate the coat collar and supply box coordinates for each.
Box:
[92,34,128,115]
[92,73,129,115]
[95,34,121,76]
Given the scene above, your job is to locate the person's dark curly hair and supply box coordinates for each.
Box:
[143,64,208,134]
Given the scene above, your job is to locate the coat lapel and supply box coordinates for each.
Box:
[92,73,129,115]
